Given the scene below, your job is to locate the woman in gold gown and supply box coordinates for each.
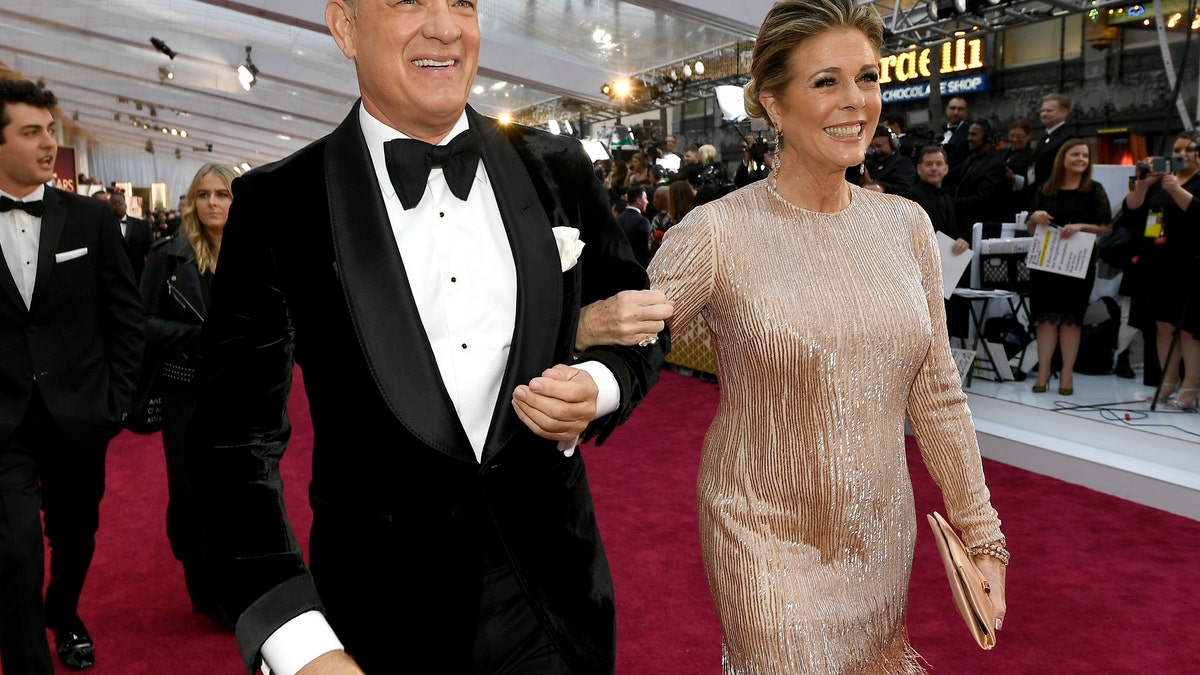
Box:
[647,1,1008,671]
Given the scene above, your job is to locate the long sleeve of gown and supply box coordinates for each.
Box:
[904,209,1005,548]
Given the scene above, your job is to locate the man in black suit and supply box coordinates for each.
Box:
[940,96,971,187]
[0,80,143,673]
[899,145,970,338]
[618,184,653,267]
[1001,118,1036,212]
[951,120,1011,226]
[108,191,152,281]
[1031,93,1072,194]
[185,2,666,674]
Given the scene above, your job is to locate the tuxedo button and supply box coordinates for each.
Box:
[450,276,457,283]
[461,343,468,350]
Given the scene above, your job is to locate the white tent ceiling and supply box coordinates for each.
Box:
[0,0,1123,168]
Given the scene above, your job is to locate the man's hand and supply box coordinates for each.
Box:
[296,650,364,675]
[951,237,970,256]
[575,289,673,352]
[512,365,598,442]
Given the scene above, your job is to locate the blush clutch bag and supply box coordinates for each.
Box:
[927,511,996,650]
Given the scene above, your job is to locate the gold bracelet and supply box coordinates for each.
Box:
[969,541,1011,566]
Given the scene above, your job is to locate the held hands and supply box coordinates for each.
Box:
[575,289,673,352]
[512,365,599,442]
[973,555,1008,632]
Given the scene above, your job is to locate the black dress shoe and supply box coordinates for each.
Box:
[54,617,95,670]
[1115,351,1135,379]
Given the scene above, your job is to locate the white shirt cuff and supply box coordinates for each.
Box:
[556,360,619,456]
[259,610,344,675]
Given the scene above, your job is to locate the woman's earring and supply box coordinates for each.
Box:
[772,129,783,174]
[859,163,865,175]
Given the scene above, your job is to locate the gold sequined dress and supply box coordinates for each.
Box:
[648,182,1004,674]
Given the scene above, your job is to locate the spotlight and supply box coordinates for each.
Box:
[150,37,177,59]
[238,46,259,91]
[694,60,705,75]
[158,65,174,82]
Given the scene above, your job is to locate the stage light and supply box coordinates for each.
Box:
[238,46,259,91]
[151,37,176,59]
[694,60,705,75]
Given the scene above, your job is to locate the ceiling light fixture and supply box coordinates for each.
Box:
[150,37,176,59]
[158,65,174,82]
[238,46,259,91]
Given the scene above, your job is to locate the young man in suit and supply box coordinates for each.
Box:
[617,184,653,267]
[185,1,667,673]
[108,191,152,282]
[0,80,144,673]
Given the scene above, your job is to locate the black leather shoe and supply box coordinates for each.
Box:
[1115,351,1135,379]
[54,617,95,670]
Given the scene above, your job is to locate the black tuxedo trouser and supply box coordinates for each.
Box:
[0,387,108,675]
[310,512,571,674]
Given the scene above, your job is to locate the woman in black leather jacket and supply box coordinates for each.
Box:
[139,163,235,624]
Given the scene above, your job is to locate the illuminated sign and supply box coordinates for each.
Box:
[879,37,987,85]
[882,74,989,103]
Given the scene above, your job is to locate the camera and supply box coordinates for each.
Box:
[1136,155,1188,178]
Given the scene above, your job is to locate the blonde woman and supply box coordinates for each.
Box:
[649,1,1007,670]
[139,163,236,626]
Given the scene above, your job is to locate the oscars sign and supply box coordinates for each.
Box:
[879,37,989,104]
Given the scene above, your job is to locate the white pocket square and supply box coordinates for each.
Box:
[55,247,88,263]
[551,227,584,272]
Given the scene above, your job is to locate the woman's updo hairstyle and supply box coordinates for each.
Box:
[744,0,884,129]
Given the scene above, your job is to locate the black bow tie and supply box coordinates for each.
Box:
[0,196,44,217]
[384,130,481,210]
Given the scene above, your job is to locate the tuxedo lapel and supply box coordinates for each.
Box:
[30,188,65,312]
[324,104,474,462]
[468,109,562,462]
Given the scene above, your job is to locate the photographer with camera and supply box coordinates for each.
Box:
[1113,131,1200,409]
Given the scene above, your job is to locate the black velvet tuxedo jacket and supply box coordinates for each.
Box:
[187,104,665,673]
[0,187,143,447]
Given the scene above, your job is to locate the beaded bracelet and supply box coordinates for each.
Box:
[969,541,1011,566]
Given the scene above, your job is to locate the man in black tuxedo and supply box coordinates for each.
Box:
[0,80,143,673]
[1031,93,1072,195]
[185,1,666,674]
[940,96,971,187]
[108,191,152,282]
[617,184,653,267]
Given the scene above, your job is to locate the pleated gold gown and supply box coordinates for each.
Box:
[648,181,1004,674]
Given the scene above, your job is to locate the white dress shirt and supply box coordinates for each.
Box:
[0,185,46,309]
[260,107,619,674]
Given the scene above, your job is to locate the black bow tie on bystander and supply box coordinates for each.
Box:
[0,195,44,217]
[384,129,482,210]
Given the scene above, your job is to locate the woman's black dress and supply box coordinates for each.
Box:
[1027,183,1112,323]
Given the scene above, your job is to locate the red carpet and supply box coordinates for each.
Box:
[40,367,1199,673]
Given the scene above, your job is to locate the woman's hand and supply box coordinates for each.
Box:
[1026,210,1053,233]
[575,289,674,352]
[1059,223,1084,239]
[974,555,1008,631]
